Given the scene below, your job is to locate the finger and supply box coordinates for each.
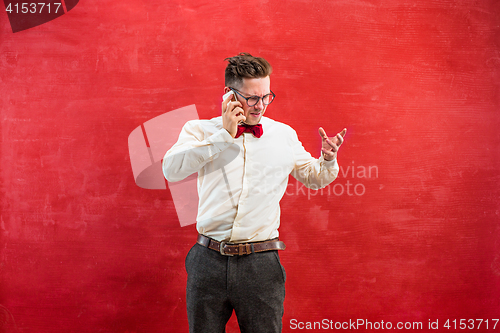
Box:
[318,127,328,140]
[225,101,242,115]
[232,106,244,117]
[340,128,347,137]
[321,148,335,159]
[325,137,338,150]
[223,100,232,114]
[222,94,235,114]
[336,133,344,145]
[224,93,234,104]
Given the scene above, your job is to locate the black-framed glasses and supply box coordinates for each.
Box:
[230,88,275,107]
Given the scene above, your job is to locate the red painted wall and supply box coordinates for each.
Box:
[1,0,499,332]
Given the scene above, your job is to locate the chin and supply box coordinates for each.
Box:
[246,113,264,125]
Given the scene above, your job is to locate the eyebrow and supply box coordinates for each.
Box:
[237,90,271,97]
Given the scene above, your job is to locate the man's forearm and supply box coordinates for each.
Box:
[163,127,234,182]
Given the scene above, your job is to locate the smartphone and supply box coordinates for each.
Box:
[222,90,235,101]
[222,90,245,124]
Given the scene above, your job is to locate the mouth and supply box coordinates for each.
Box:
[249,112,261,118]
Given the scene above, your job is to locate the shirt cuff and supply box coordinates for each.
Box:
[320,154,337,168]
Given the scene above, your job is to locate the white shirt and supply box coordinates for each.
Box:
[162,116,340,243]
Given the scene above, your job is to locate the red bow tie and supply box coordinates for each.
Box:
[235,123,263,138]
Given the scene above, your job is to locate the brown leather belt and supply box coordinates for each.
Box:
[196,234,286,256]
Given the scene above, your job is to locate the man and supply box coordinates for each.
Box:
[162,53,346,333]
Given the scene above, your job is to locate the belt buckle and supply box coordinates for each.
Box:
[219,241,234,256]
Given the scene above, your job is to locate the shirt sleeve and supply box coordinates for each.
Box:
[162,120,234,182]
[290,129,340,189]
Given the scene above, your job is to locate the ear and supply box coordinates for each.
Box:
[224,87,231,94]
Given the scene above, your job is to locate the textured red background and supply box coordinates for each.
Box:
[1,0,499,332]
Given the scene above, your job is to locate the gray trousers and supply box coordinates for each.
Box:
[185,242,286,333]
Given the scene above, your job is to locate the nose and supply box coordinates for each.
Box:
[254,98,265,110]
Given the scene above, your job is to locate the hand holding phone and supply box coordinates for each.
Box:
[221,90,246,137]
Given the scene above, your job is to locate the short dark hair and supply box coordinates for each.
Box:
[224,53,273,89]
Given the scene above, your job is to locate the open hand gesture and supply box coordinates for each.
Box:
[319,127,347,161]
